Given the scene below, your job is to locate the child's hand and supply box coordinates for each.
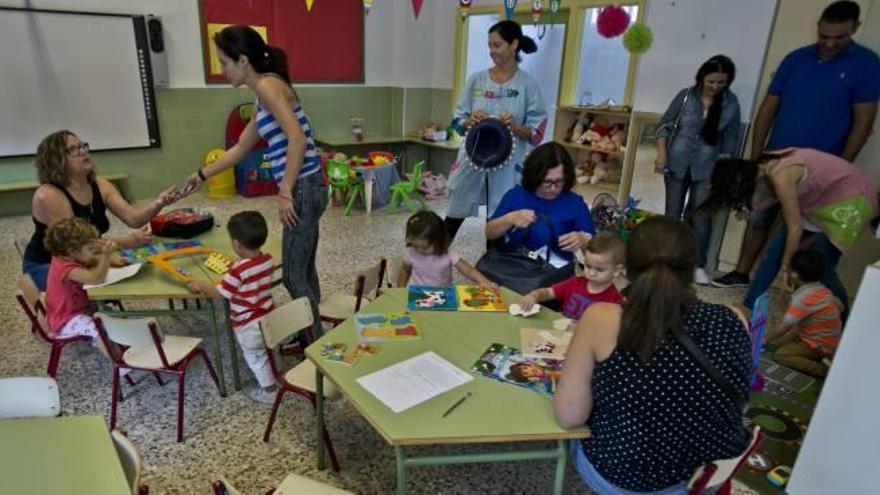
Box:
[479,279,499,290]
[186,279,209,294]
[520,294,537,311]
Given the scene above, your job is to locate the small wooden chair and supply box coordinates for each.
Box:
[212,473,353,495]
[259,297,342,471]
[94,313,221,443]
[687,427,763,495]
[15,274,91,376]
[111,429,150,495]
[319,258,387,328]
[0,376,60,418]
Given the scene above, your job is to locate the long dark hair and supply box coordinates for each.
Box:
[698,149,794,214]
[619,216,698,363]
[521,142,576,193]
[489,20,537,62]
[695,55,736,146]
[214,25,291,84]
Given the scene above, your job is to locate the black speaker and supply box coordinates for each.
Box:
[146,15,168,87]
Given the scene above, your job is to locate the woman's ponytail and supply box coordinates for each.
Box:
[266,46,291,84]
[519,34,538,54]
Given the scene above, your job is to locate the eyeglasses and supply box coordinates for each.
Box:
[66,142,90,156]
[540,178,565,189]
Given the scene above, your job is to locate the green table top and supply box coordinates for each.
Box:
[88,227,281,301]
[0,416,130,495]
[306,288,589,446]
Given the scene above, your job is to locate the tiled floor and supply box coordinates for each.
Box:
[0,190,769,494]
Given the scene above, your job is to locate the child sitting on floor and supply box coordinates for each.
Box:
[44,217,115,341]
[397,210,496,289]
[519,232,625,320]
[765,250,842,378]
[187,211,277,404]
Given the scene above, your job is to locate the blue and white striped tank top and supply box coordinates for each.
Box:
[254,98,321,181]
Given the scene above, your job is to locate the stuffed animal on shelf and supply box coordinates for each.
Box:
[566,112,592,143]
[578,122,608,146]
[589,153,623,185]
[576,158,596,184]
[418,171,449,200]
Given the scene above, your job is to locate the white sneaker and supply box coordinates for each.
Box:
[248,387,278,405]
[694,268,710,286]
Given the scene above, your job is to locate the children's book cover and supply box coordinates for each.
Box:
[407,285,458,311]
[520,328,573,361]
[470,343,562,397]
[122,240,203,263]
[456,285,506,312]
[355,312,421,342]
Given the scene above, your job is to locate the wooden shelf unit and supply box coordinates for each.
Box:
[553,107,631,193]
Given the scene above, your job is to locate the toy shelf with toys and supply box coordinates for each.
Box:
[553,105,630,197]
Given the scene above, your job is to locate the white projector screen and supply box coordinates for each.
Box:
[0,8,159,157]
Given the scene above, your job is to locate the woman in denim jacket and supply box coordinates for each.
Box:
[655,55,741,285]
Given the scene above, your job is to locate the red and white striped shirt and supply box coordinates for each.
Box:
[216,253,275,330]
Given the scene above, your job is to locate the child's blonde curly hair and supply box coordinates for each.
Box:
[44,217,99,256]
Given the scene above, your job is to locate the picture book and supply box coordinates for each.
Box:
[121,240,203,263]
[407,285,458,311]
[470,343,563,398]
[456,285,506,312]
[355,312,421,342]
[320,342,377,366]
[519,328,573,361]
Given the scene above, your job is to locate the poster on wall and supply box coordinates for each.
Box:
[200,0,364,83]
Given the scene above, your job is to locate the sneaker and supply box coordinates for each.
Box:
[694,268,710,286]
[712,271,750,288]
[248,387,278,405]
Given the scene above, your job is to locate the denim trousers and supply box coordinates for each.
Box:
[743,227,847,311]
[664,172,711,268]
[282,172,328,339]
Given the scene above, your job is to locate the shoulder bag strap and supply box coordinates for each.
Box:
[669,88,691,143]
[673,328,747,411]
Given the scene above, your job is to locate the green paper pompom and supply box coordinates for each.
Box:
[622,22,653,54]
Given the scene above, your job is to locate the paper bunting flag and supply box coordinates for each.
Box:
[412,0,424,19]
[459,0,472,19]
[532,0,543,24]
[505,0,518,20]
[305,0,314,11]
[364,0,372,15]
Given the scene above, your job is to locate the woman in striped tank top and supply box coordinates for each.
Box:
[185,25,328,338]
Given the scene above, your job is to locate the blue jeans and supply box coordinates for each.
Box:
[744,228,847,310]
[570,440,701,495]
[665,172,711,268]
[282,172,328,339]
[22,258,50,291]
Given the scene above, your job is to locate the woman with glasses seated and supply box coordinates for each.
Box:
[485,142,595,264]
[22,130,178,290]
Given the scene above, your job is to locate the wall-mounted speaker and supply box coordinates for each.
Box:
[146,15,168,87]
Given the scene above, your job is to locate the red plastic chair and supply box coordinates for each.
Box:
[94,313,221,443]
[319,258,387,328]
[15,275,91,377]
[688,427,763,495]
[259,297,342,471]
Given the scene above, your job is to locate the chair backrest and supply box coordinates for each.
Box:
[688,427,763,494]
[353,258,387,310]
[16,274,51,339]
[94,313,163,349]
[0,377,61,418]
[111,429,142,495]
[259,297,314,349]
[326,160,353,186]
[274,473,355,494]
[386,256,404,288]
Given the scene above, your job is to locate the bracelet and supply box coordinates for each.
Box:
[197,168,207,181]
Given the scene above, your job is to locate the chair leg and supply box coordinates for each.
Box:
[110,366,120,430]
[343,186,360,216]
[124,374,136,387]
[176,370,186,443]
[153,372,165,386]
[403,194,417,213]
[197,350,221,392]
[263,388,287,442]
[47,345,61,377]
[307,394,341,471]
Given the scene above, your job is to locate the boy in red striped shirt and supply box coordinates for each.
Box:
[188,211,277,403]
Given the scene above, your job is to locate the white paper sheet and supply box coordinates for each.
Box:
[84,263,143,289]
[356,351,473,413]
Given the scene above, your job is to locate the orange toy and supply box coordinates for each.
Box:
[147,246,222,283]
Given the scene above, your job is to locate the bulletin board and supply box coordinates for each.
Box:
[200,0,364,84]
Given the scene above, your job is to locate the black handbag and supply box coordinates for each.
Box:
[475,214,576,295]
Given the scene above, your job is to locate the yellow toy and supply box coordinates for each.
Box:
[204,148,236,199]
[204,251,234,274]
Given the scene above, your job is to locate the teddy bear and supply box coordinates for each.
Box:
[576,158,595,184]
[578,122,608,146]
[589,153,622,185]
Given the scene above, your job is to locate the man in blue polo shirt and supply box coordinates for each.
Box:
[713,0,880,288]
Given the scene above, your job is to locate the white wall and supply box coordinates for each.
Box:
[1,0,457,89]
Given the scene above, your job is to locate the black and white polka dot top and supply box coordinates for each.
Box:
[582,302,752,492]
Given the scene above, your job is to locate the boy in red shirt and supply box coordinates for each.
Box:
[519,232,625,320]
[188,211,277,404]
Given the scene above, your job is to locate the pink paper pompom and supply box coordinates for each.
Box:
[597,5,631,38]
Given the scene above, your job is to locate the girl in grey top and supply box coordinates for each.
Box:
[655,55,741,284]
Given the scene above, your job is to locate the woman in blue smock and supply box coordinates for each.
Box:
[444,20,548,241]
